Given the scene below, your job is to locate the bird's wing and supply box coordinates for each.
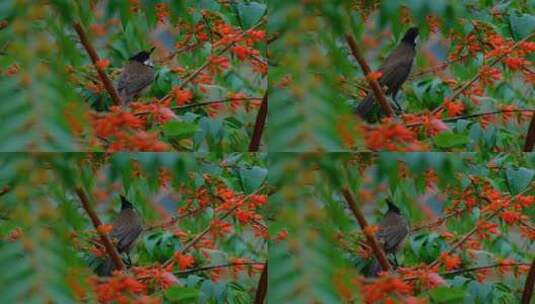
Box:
[117,71,128,92]
[378,61,413,94]
[376,223,409,253]
[376,44,415,90]
[110,212,143,252]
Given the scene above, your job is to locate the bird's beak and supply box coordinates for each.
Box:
[149,47,156,54]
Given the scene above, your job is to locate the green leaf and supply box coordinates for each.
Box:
[239,166,267,193]
[433,132,470,149]
[165,286,201,303]
[505,167,534,195]
[429,286,466,303]
[509,12,535,39]
[237,2,266,29]
[162,121,199,140]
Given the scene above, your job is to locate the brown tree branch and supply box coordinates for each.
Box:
[254,261,268,304]
[341,188,391,272]
[522,257,535,304]
[75,188,125,272]
[0,186,10,197]
[249,92,268,152]
[345,33,394,117]
[524,113,535,151]
[432,31,535,115]
[73,23,121,106]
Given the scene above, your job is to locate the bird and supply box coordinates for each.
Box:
[355,27,419,122]
[93,195,144,276]
[366,198,410,277]
[116,48,156,106]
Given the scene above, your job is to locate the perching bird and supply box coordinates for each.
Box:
[94,195,143,276]
[366,198,410,277]
[117,48,156,106]
[356,27,419,122]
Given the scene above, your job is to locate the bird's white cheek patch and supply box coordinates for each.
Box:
[144,59,154,67]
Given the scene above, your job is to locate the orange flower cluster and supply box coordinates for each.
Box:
[439,253,461,271]
[479,66,501,86]
[443,98,464,117]
[364,119,426,151]
[91,108,170,151]
[360,274,414,304]
[476,220,500,239]
[91,273,149,304]
[173,252,195,270]
[132,266,178,290]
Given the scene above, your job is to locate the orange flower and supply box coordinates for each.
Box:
[97,224,113,234]
[173,252,195,270]
[476,220,500,239]
[95,59,110,70]
[208,55,230,74]
[443,98,464,117]
[440,253,461,271]
[364,225,379,236]
[503,57,528,70]
[172,87,193,106]
[479,66,501,86]
[500,210,522,224]
[367,71,383,81]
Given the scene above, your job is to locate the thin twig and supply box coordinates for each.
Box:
[73,23,121,106]
[133,97,263,116]
[75,188,125,271]
[405,109,535,128]
[341,188,391,272]
[249,92,268,152]
[345,33,394,117]
[175,262,264,276]
[441,262,530,277]
[409,56,466,79]
[402,262,531,282]
[432,31,535,115]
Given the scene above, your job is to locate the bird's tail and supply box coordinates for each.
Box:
[88,254,117,277]
[366,257,382,277]
[355,93,375,119]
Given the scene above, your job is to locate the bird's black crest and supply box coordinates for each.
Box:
[128,47,155,62]
[119,195,134,210]
[401,27,419,45]
[385,198,401,214]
